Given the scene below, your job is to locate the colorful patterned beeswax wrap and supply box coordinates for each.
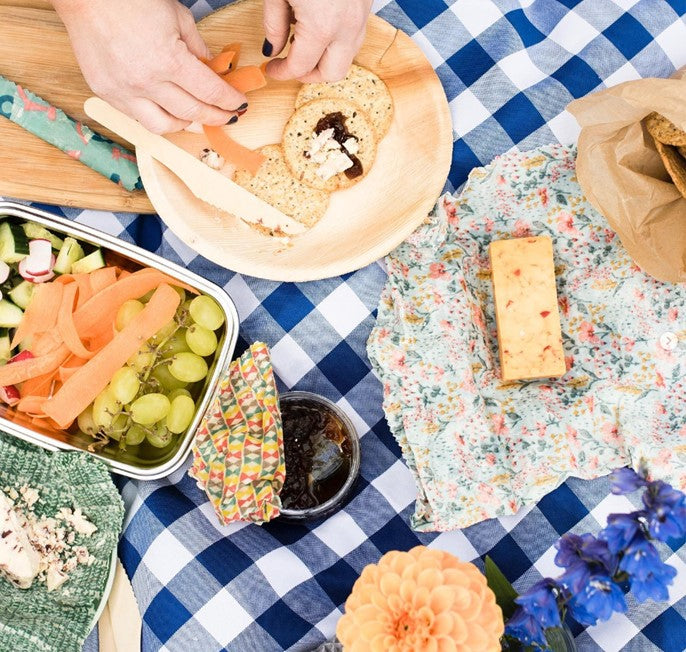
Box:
[368,143,686,532]
[190,342,285,525]
[0,75,142,191]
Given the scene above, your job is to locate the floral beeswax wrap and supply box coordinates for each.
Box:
[368,143,686,532]
[189,342,285,525]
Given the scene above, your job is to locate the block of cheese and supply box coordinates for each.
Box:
[489,236,566,381]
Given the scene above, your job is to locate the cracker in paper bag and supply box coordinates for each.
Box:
[567,68,686,283]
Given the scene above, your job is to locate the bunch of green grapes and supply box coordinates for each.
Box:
[77,291,225,451]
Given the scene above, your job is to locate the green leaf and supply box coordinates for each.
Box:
[484,556,519,620]
[545,626,572,652]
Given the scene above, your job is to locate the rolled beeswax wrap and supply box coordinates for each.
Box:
[368,143,686,531]
[190,342,285,525]
[0,76,142,191]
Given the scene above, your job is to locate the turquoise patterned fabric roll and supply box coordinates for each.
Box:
[0,75,142,191]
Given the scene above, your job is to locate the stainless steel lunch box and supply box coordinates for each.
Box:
[0,200,239,480]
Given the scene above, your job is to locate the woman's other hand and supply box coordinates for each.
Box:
[52,0,247,133]
[263,0,373,83]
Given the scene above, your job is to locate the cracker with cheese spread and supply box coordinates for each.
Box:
[282,98,377,192]
[234,144,330,228]
[295,64,394,138]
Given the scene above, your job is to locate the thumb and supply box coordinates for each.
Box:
[177,6,211,60]
[262,0,291,57]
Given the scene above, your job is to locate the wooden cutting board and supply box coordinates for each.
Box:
[0,0,154,212]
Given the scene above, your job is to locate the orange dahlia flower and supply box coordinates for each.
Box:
[336,546,503,652]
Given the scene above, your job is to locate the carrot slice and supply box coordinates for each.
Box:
[0,345,69,386]
[32,330,64,356]
[20,370,56,398]
[207,50,236,75]
[58,360,87,383]
[202,125,265,175]
[74,274,93,308]
[18,395,50,415]
[11,283,64,349]
[73,269,194,338]
[222,66,267,94]
[42,284,181,428]
[58,283,96,359]
[221,42,241,67]
[89,266,118,294]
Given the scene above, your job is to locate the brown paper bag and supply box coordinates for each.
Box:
[567,69,686,283]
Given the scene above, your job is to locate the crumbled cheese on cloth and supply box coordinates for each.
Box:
[0,486,96,592]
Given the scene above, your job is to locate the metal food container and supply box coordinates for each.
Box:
[0,200,238,480]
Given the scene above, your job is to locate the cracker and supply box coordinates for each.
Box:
[295,64,394,137]
[234,144,329,229]
[645,112,686,147]
[654,137,686,199]
[282,98,377,191]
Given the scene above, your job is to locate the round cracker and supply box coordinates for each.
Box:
[234,144,330,229]
[295,64,394,137]
[654,137,686,199]
[645,112,686,147]
[282,98,377,191]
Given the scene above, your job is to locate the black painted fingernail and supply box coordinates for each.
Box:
[262,39,273,57]
[227,115,238,125]
[237,108,247,117]
[237,102,248,111]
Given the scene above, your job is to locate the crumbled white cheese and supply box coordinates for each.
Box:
[316,150,354,180]
[305,129,356,181]
[342,137,359,155]
[199,148,225,170]
[0,487,97,592]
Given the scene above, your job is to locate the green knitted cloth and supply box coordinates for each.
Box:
[0,434,124,652]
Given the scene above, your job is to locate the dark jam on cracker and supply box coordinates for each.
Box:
[314,112,363,179]
[280,396,352,510]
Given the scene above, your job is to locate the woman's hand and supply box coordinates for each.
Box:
[52,0,247,134]
[263,0,373,83]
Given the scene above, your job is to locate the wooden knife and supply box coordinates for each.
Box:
[84,97,306,236]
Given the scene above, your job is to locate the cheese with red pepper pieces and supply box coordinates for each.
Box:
[489,236,566,381]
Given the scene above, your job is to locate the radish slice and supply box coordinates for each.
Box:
[19,254,56,283]
[22,240,55,278]
[8,350,34,364]
[0,384,20,406]
[0,261,10,284]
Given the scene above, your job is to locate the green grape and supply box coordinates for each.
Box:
[169,352,208,383]
[185,324,217,357]
[147,424,173,448]
[162,329,190,357]
[92,389,120,429]
[151,363,188,391]
[130,393,170,425]
[171,286,186,302]
[128,348,155,373]
[115,299,144,331]
[167,388,191,402]
[77,405,97,436]
[110,366,140,404]
[189,295,224,331]
[124,424,146,446]
[152,319,177,343]
[108,414,128,441]
[166,395,195,434]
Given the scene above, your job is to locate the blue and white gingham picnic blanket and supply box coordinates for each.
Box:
[33,0,686,650]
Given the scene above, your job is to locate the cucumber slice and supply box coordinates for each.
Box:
[71,249,105,274]
[9,281,36,310]
[0,223,30,263]
[0,328,10,363]
[22,223,64,250]
[0,299,23,328]
[53,237,84,275]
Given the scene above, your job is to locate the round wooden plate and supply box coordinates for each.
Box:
[137,0,452,281]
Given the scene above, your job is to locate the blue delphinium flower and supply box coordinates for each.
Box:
[514,579,562,629]
[505,606,548,648]
[600,512,642,553]
[566,573,627,626]
[555,533,617,575]
[619,535,677,601]
[630,562,677,603]
[642,480,686,542]
[610,467,647,494]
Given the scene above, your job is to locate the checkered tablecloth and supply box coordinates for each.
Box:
[17,0,686,650]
